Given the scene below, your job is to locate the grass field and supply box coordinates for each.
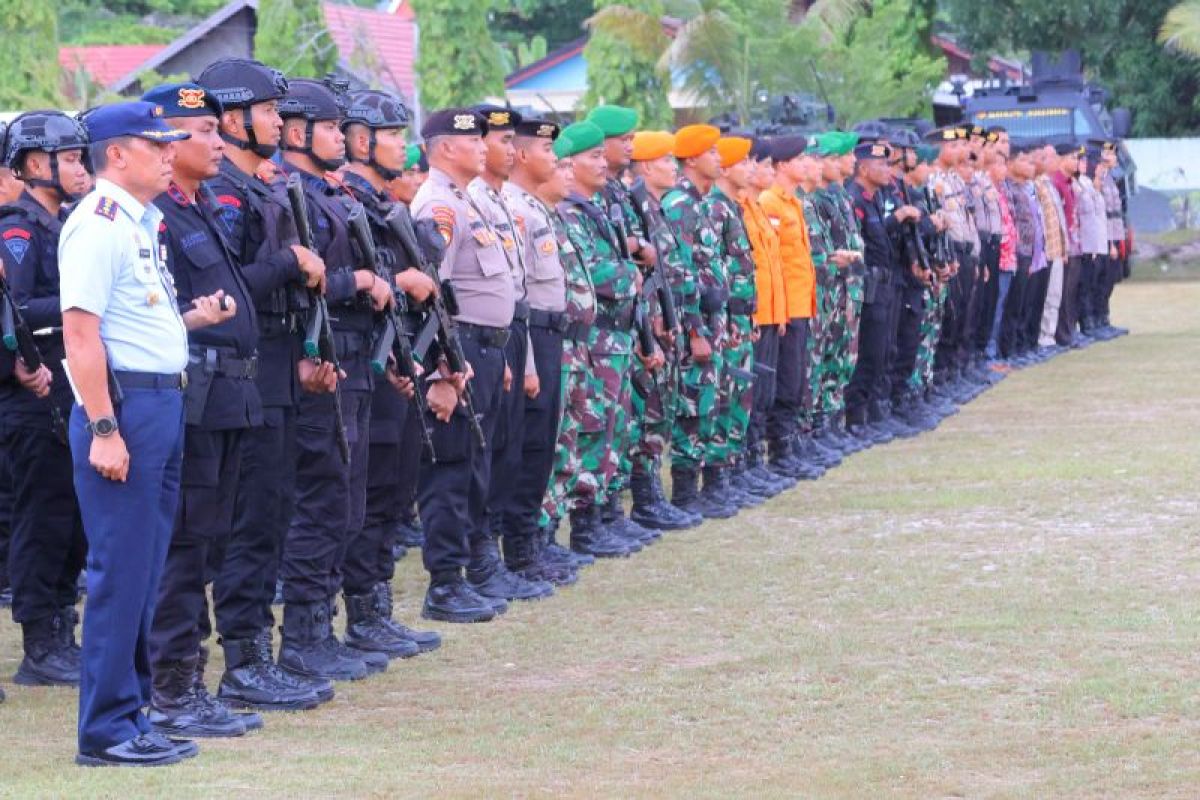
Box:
[1,281,1198,799]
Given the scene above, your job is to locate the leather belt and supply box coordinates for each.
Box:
[192,347,258,380]
[727,298,755,316]
[594,308,634,332]
[457,323,511,349]
[113,370,187,391]
[563,320,591,343]
[528,308,569,332]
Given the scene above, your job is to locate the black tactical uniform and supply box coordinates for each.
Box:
[0,111,89,688]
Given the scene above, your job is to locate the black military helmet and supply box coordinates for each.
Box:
[196,58,288,158]
[851,119,890,143]
[280,78,349,172]
[196,58,288,110]
[342,90,410,130]
[341,89,411,179]
[4,111,90,200]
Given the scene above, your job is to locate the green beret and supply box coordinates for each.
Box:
[403,143,422,170]
[915,144,940,165]
[586,105,638,138]
[841,132,860,154]
[556,121,604,157]
[815,132,839,157]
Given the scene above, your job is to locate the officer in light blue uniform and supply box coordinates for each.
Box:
[59,102,197,768]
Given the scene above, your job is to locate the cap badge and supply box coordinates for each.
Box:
[453,114,476,131]
[178,88,206,110]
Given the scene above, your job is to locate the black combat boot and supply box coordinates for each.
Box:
[149,653,247,738]
[649,468,702,528]
[629,469,689,531]
[600,492,658,545]
[747,444,795,491]
[468,535,554,601]
[396,516,424,548]
[696,466,740,518]
[422,572,498,623]
[731,457,780,499]
[504,531,578,588]
[54,605,82,672]
[14,615,79,686]
[330,599,389,675]
[195,645,264,731]
[343,592,420,659]
[372,582,444,652]
[218,633,324,711]
[279,600,370,682]
[795,432,841,469]
[569,506,636,558]
[543,516,595,568]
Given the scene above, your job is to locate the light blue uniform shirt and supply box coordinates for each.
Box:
[59,177,188,374]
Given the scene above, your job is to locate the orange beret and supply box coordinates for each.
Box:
[673,124,721,159]
[631,130,675,161]
[716,136,752,168]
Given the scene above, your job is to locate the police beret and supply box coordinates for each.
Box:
[403,143,422,170]
[631,130,675,161]
[421,107,488,139]
[85,101,191,144]
[768,135,807,163]
[748,137,772,162]
[555,121,605,157]
[142,82,223,119]
[514,118,560,140]
[673,124,721,159]
[587,105,639,137]
[716,136,752,168]
[854,141,892,160]
[472,104,521,131]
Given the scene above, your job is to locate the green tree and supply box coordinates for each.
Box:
[1160,0,1200,57]
[0,0,62,108]
[254,0,337,78]
[802,0,944,125]
[411,0,505,108]
[582,0,673,127]
[941,0,1200,136]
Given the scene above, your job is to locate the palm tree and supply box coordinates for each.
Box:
[585,0,869,124]
[1160,0,1200,57]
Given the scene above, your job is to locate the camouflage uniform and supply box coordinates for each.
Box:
[628,179,693,478]
[555,192,638,507]
[799,190,833,428]
[662,177,726,470]
[910,185,950,393]
[820,182,865,420]
[707,185,757,467]
[541,210,599,523]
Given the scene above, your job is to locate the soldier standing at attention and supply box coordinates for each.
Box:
[500,117,580,586]
[465,105,554,603]
[0,111,90,689]
[556,121,643,558]
[139,83,271,738]
[62,101,195,767]
[411,108,514,621]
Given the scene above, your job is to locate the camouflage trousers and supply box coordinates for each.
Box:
[710,315,755,466]
[908,283,948,394]
[823,271,864,419]
[542,342,601,524]
[670,348,722,471]
[626,332,683,478]
[809,266,842,422]
[597,351,633,502]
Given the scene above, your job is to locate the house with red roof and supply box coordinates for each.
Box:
[59,0,417,106]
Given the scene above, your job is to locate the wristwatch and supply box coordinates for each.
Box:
[87,416,119,438]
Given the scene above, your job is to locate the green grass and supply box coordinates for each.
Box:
[2,282,1199,798]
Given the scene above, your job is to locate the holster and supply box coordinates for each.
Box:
[184,349,217,426]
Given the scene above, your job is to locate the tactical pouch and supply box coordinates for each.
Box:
[184,349,217,426]
[699,287,729,315]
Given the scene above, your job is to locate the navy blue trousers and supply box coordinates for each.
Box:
[506,324,563,542]
[73,388,184,753]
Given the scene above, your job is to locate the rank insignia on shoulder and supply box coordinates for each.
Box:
[95,197,120,221]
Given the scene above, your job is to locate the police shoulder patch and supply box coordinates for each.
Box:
[94,197,120,221]
[2,227,31,264]
[431,205,455,243]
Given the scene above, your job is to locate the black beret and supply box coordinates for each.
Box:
[421,107,488,139]
[514,118,560,140]
[748,137,772,162]
[1054,142,1078,156]
[769,135,807,163]
[471,104,521,131]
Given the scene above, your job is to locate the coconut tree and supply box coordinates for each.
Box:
[1160,0,1200,56]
